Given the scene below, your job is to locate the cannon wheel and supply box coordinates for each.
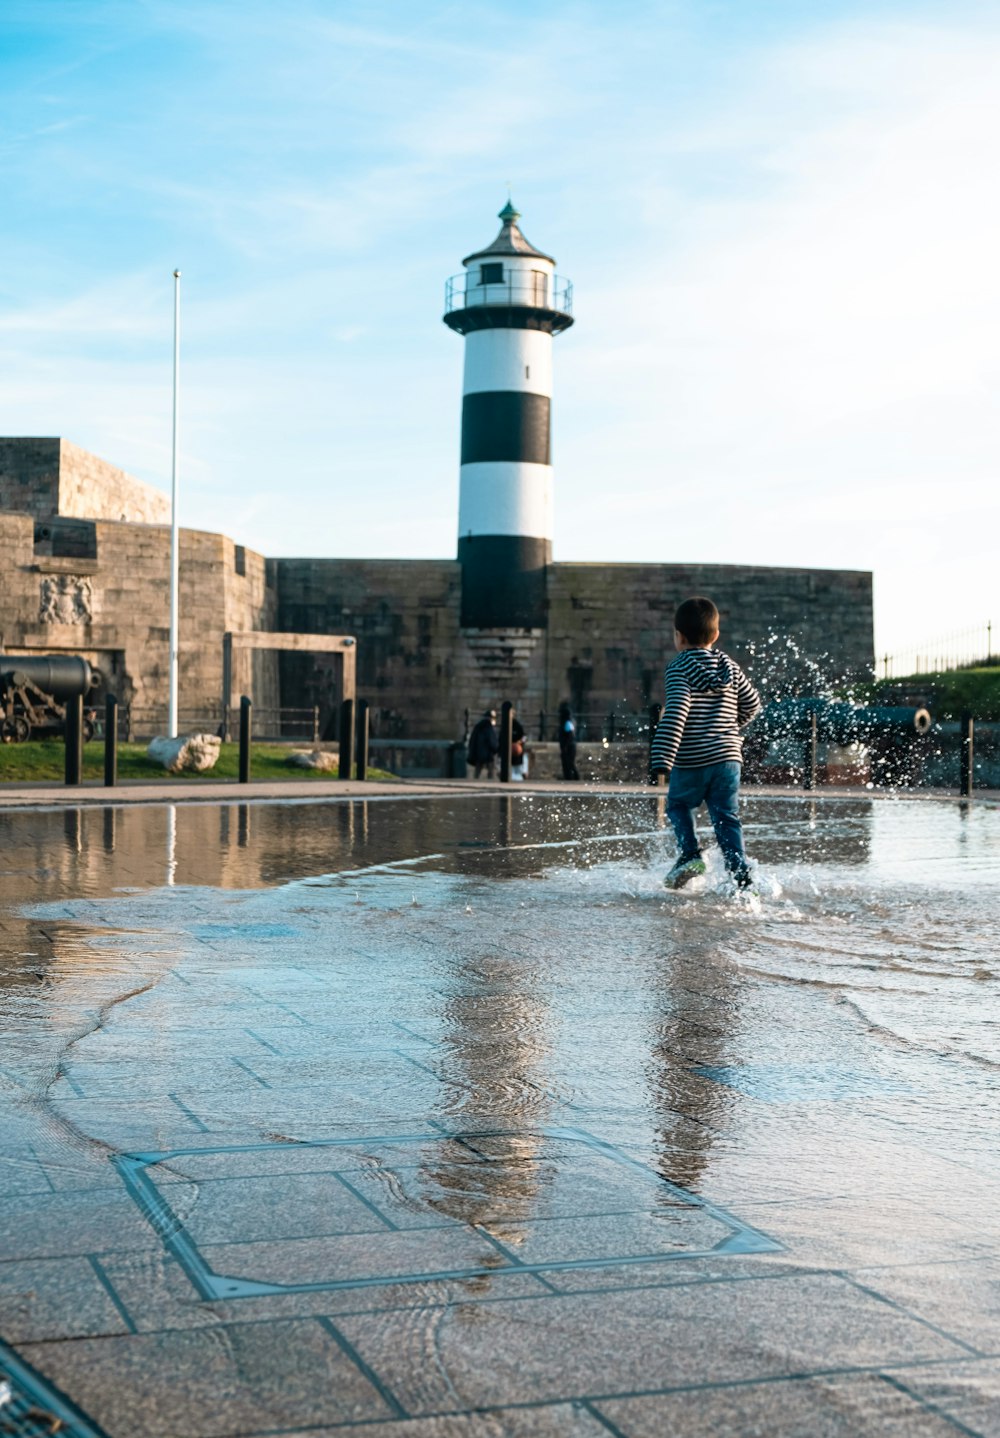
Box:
[1,716,30,743]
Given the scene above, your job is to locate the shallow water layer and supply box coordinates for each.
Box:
[1,792,999,1437]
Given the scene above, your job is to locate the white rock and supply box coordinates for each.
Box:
[148,733,221,773]
[288,748,338,771]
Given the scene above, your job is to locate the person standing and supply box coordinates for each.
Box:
[558,702,579,780]
[467,709,499,778]
[511,714,528,780]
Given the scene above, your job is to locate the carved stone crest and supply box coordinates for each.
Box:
[39,575,93,626]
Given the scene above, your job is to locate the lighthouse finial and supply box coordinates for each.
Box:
[498,197,520,225]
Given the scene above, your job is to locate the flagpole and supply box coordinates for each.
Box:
[168,269,181,738]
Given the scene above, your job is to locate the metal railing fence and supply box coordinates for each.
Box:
[881,622,994,678]
[112,705,322,743]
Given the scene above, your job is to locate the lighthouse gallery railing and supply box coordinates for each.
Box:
[444,273,573,316]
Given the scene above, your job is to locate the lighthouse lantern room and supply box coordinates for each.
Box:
[443,201,574,629]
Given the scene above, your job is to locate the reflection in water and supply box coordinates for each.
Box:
[63,806,82,855]
[647,953,739,1193]
[421,946,551,1259]
[0,792,881,901]
[166,804,177,886]
[2,792,999,1219]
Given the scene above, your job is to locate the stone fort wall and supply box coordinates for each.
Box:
[277,557,873,738]
[0,438,171,526]
[0,508,277,727]
[0,439,874,738]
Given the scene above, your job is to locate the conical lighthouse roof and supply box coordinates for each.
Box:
[462,200,556,267]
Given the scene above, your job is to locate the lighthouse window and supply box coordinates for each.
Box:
[479,263,504,285]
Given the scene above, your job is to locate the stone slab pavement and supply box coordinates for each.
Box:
[0,790,998,1435]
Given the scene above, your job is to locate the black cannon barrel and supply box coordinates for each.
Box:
[0,654,98,701]
[761,699,931,743]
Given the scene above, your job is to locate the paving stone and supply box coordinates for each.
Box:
[18,1318,396,1436]
[853,1256,1000,1352]
[336,1272,969,1415]
[892,1358,1000,1437]
[483,1208,732,1265]
[0,1188,160,1260]
[200,1223,513,1289]
[0,1256,131,1340]
[736,1195,992,1268]
[594,1371,971,1437]
[95,1248,554,1332]
[0,1149,53,1196]
[159,1171,397,1244]
[277,1400,612,1437]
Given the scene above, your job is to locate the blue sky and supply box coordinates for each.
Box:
[1,0,998,661]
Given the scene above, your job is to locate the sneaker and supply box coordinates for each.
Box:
[664,854,707,889]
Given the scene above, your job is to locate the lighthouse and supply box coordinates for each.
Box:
[443,201,573,629]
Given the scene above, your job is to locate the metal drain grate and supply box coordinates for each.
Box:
[116,1124,782,1302]
[0,1342,108,1438]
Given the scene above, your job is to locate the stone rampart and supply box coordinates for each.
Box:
[0,438,171,525]
[276,557,874,739]
[0,439,875,739]
[0,508,276,729]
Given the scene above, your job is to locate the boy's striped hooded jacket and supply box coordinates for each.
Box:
[650,648,761,772]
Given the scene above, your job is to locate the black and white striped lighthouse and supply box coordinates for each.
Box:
[443,201,573,629]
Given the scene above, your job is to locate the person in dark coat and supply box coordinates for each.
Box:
[467,709,499,778]
[558,702,579,780]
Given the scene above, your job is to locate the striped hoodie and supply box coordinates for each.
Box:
[650,647,761,772]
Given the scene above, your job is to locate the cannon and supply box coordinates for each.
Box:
[0,655,101,744]
[759,699,931,744]
[748,698,932,787]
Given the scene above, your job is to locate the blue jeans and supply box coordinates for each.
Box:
[667,762,749,883]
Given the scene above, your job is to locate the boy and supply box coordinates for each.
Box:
[650,596,761,890]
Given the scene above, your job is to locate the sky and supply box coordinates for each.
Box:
[1,0,998,663]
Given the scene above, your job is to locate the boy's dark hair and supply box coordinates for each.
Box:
[674,596,720,646]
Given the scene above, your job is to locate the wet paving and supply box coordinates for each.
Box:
[0,791,999,1436]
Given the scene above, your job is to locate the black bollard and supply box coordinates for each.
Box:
[339,698,355,780]
[499,701,513,783]
[648,703,662,769]
[803,710,818,791]
[64,693,83,786]
[960,712,974,798]
[238,695,252,784]
[355,699,370,782]
[104,695,118,787]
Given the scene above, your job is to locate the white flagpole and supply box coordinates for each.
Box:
[168,269,181,738]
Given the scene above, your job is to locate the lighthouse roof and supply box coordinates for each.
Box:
[462,200,556,267]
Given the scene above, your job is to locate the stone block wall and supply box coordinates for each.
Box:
[0,438,171,526]
[276,557,874,739]
[0,439,875,742]
[277,558,466,736]
[0,508,276,732]
[548,561,874,724]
